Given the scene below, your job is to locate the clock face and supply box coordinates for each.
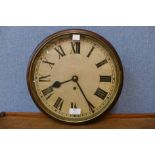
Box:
[27,29,123,123]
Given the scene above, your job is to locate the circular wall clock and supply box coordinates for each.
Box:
[27,29,123,123]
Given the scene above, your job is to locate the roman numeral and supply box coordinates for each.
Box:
[42,59,54,70]
[70,102,77,108]
[94,88,108,100]
[42,60,54,66]
[54,45,66,59]
[87,46,95,57]
[96,59,108,68]
[100,76,111,82]
[39,75,51,82]
[71,42,80,54]
[53,97,64,110]
[42,86,53,99]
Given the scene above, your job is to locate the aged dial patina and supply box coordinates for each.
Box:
[27,29,123,123]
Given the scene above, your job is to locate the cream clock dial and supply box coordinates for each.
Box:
[27,29,123,123]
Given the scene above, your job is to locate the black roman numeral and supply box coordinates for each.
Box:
[94,88,108,100]
[96,59,108,68]
[100,76,111,82]
[39,75,51,82]
[54,45,66,59]
[42,60,54,66]
[70,102,77,108]
[87,46,95,57]
[53,97,64,110]
[42,86,53,99]
[71,42,80,54]
[42,59,54,70]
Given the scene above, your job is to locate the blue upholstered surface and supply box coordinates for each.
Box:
[0,26,155,113]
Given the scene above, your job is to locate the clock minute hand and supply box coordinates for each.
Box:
[72,76,95,113]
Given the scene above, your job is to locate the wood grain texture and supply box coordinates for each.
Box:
[0,112,155,129]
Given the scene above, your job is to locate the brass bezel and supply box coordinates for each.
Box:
[27,29,123,123]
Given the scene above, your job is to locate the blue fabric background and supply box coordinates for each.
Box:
[0,26,155,113]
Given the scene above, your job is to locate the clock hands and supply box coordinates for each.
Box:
[72,76,95,113]
[52,78,72,88]
[42,78,73,96]
[45,75,95,113]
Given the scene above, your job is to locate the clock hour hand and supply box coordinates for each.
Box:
[52,78,72,88]
[43,78,72,96]
[72,76,95,113]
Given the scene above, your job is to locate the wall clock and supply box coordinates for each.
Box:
[27,29,123,123]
